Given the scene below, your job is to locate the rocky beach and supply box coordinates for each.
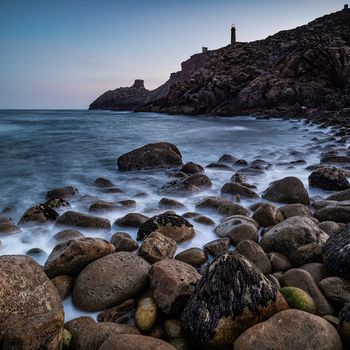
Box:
[2,5,350,350]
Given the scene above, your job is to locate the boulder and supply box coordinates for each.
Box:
[327,189,350,201]
[193,215,215,225]
[89,200,120,213]
[18,204,59,226]
[323,224,350,277]
[110,232,139,252]
[149,259,201,316]
[234,309,342,350]
[46,186,78,200]
[138,231,177,263]
[72,252,150,311]
[252,203,284,227]
[137,213,195,242]
[97,299,136,324]
[314,201,350,223]
[0,216,21,235]
[308,166,350,191]
[203,238,231,258]
[279,287,316,314]
[339,303,350,348]
[262,176,310,205]
[0,256,63,348]
[45,198,70,210]
[195,196,232,210]
[267,252,292,272]
[158,197,185,209]
[280,268,334,316]
[99,335,176,350]
[159,174,212,195]
[317,221,342,236]
[300,262,328,284]
[221,182,259,199]
[180,252,288,348]
[94,177,114,188]
[279,203,312,218]
[135,296,158,332]
[175,248,208,267]
[217,203,250,217]
[180,162,204,175]
[55,211,111,230]
[44,237,115,278]
[117,142,183,171]
[260,216,328,266]
[51,275,73,300]
[115,212,149,227]
[53,229,83,243]
[319,277,350,305]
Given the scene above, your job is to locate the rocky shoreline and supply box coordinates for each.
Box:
[1,119,350,349]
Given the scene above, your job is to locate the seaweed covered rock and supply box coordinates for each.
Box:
[279,287,316,314]
[117,142,183,171]
[308,166,350,191]
[137,213,195,242]
[262,176,310,205]
[234,309,342,350]
[44,237,115,278]
[159,174,212,195]
[180,252,288,348]
[323,223,350,277]
[260,216,328,266]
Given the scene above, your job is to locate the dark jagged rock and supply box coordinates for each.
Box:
[137,213,195,242]
[323,223,350,277]
[117,142,183,171]
[308,166,350,191]
[18,204,59,226]
[46,186,78,200]
[180,252,288,348]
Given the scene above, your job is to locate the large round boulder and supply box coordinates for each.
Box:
[0,256,64,348]
[323,223,350,277]
[18,204,59,226]
[149,259,201,316]
[44,237,115,278]
[115,212,149,227]
[221,182,259,199]
[308,166,350,191]
[262,176,310,205]
[137,213,195,242]
[260,216,328,266]
[72,252,150,311]
[55,210,111,230]
[180,252,288,349]
[234,309,342,350]
[252,203,284,227]
[117,142,183,171]
[314,201,350,223]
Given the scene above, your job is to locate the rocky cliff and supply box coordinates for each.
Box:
[90,8,350,120]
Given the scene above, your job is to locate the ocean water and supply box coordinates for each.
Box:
[0,109,339,320]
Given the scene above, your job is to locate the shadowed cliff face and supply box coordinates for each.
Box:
[90,8,350,118]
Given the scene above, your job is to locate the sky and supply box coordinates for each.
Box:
[0,0,347,109]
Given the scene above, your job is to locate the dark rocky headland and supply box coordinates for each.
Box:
[90,7,350,128]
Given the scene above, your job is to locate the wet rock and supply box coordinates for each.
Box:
[56,210,111,230]
[117,142,183,171]
[117,199,137,209]
[206,162,232,170]
[149,259,201,316]
[280,286,316,313]
[300,262,328,284]
[218,154,237,163]
[234,309,342,350]
[262,176,310,205]
[137,213,195,242]
[46,186,78,200]
[164,319,182,340]
[279,203,312,219]
[317,221,342,236]
[323,224,350,277]
[314,201,350,223]
[180,252,288,348]
[159,174,212,195]
[0,216,21,235]
[327,189,350,201]
[339,303,350,348]
[195,196,232,210]
[180,162,204,175]
[309,166,350,191]
[18,204,59,226]
[110,232,139,252]
[45,198,70,210]
[97,299,136,324]
[203,238,231,258]
[65,317,139,350]
[94,177,114,188]
[252,203,284,227]
[319,277,350,305]
[115,212,149,227]
[182,211,200,219]
[221,182,259,199]
[53,229,84,243]
[175,248,208,267]
[236,240,271,274]
[217,203,250,217]
[281,268,334,316]
[44,237,115,278]
[0,256,63,348]
[260,216,328,266]
[215,215,259,245]
[99,334,176,350]
[26,247,47,261]
[138,231,177,263]
[89,200,120,213]
[193,215,215,225]
[267,252,292,272]
[159,198,185,209]
[51,274,73,300]
[72,252,150,311]
[321,155,350,164]
[135,296,158,332]
[311,199,338,210]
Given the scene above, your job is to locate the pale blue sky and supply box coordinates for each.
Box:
[0,0,347,109]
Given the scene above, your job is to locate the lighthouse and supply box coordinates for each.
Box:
[231,24,236,46]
